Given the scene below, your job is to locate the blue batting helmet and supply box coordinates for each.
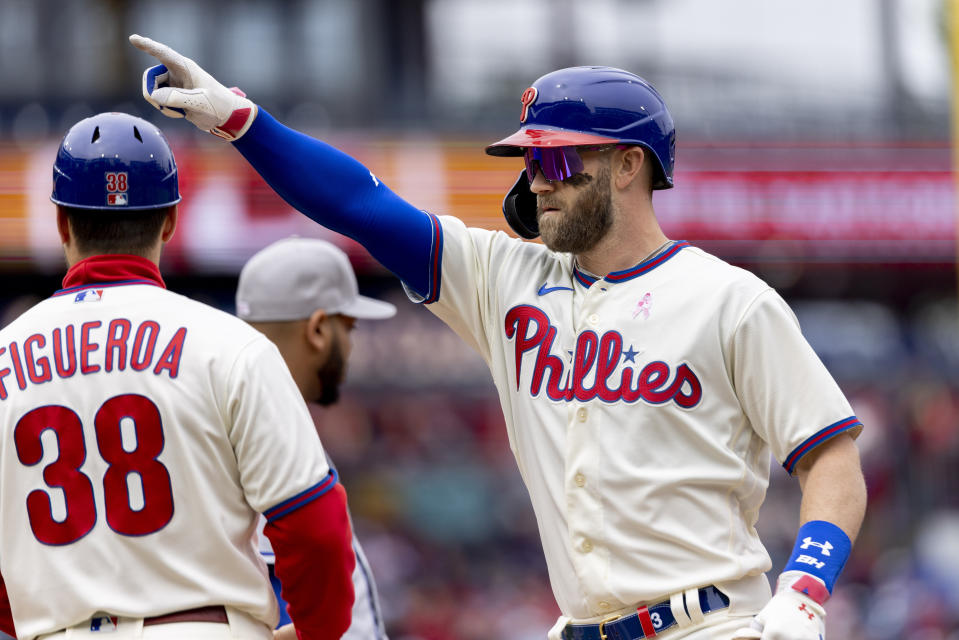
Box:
[486,66,675,189]
[486,66,675,239]
[51,112,180,211]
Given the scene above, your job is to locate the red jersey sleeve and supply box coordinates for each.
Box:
[263,481,355,640]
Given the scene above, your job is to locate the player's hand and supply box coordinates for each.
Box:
[129,34,258,141]
[273,623,297,640]
[731,571,826,640]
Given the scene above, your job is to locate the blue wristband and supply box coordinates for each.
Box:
[783,520,851,593]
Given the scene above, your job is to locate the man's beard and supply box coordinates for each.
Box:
[316,334,346,406]
[536,166,613,254]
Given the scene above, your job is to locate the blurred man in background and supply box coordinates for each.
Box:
[237,237,395,640]
[0,112,355,640]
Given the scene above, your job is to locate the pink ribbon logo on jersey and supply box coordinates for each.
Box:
[633,292,652,319]
[504,305,702,407]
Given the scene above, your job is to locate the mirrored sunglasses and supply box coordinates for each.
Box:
[523,145,619,183]
[523,146,584,183]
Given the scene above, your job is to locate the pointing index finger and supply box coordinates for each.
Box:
[129,34,188,76]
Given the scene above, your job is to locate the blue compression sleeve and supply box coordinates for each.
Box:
[233,110,440,299]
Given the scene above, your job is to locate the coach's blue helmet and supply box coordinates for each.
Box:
[51,112,180,210]
[486,67,675,238]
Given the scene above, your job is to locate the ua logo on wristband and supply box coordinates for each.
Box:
[800,537,834,556]
[785,521,852,593]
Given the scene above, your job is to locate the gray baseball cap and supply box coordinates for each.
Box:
[236,237,397,322]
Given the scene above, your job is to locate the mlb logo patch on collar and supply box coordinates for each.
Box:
[89,615,118,632]
[74,289,104,303]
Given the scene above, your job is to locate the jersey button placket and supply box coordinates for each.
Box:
[568,291,608,605]
[576,280,603,332]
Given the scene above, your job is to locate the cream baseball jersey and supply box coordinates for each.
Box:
[417,217,863,620]
[0,256,333,640]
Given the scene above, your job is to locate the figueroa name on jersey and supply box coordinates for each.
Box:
[0,319,187,399]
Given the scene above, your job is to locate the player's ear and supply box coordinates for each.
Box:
[614,146,647,191]
[56,206,71,245]
[304,308,330,354]
[160,205,178,243]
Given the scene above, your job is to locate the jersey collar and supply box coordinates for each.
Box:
[54,254,166,296]
[572,241,691,288]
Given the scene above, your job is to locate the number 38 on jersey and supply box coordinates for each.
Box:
[14,393,173,545]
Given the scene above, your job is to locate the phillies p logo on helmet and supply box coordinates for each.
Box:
[520,87,537,123]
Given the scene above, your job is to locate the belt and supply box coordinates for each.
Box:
[561,586,729,640]
[143,605,229,626]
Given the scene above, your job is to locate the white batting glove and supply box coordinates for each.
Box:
[129,34,258,141]
[732,571,826,640]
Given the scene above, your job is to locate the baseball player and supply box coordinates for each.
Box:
[131,34,867,640]
[235,237,395,640]
[0,112,355,640]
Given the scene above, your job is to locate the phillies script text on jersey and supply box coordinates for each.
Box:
[505,305,702,407]
[0,319,186,399]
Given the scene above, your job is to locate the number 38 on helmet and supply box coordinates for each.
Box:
[51,112,181,211]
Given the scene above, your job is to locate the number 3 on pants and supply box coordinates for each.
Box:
[14,394,174,545]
